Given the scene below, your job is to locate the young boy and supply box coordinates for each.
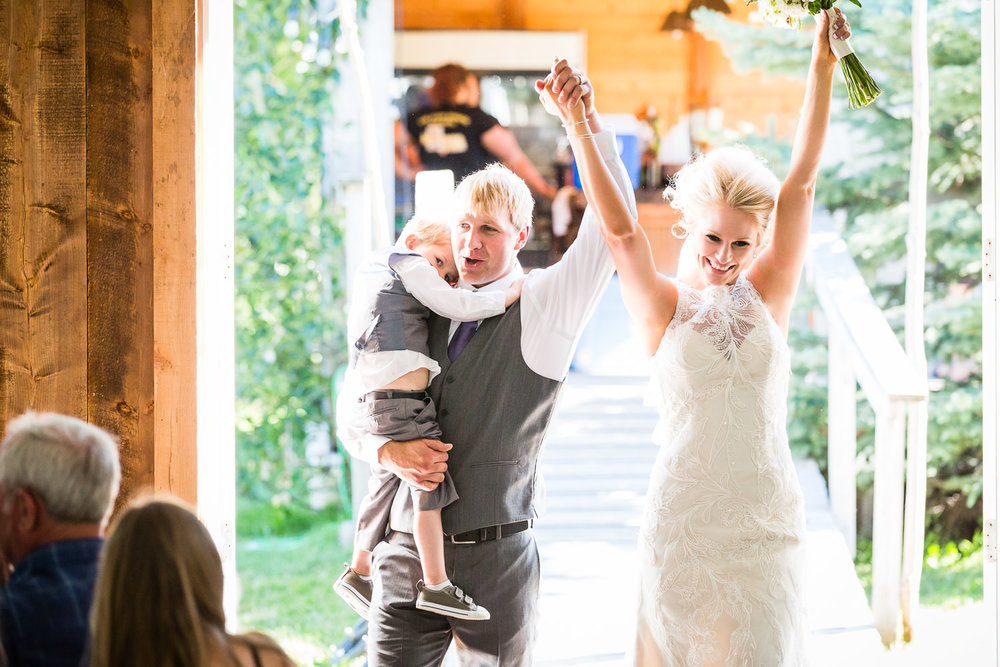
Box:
[333,215,521,621]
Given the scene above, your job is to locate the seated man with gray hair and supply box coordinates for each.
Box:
[0,412,121,667]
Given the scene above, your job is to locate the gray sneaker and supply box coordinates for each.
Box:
[415,580,491,621]
[333,564,372,620]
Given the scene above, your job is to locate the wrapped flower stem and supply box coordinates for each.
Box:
[749,1,882,109]
[818,7,882,109]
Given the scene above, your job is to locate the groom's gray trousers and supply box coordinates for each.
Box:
[366,304,561,666]
[368,529,539,666]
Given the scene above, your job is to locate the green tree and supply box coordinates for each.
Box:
[234,0,361,534]
[697,0,982,541]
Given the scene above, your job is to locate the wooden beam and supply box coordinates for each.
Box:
[151,0,198,505]
[0,0,88,424]
[85,0,155,508]
[0,1,210,517]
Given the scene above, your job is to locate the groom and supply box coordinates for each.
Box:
[338,63,635,665]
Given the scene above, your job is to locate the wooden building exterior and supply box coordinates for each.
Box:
[0,0,232,526]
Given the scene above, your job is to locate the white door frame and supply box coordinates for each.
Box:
[199,0,237,624]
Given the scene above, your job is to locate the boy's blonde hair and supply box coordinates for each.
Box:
[665,145,780,241]
[397,215,451,248]
[454,163,534,234]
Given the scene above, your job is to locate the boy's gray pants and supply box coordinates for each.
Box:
[354,391,458,552]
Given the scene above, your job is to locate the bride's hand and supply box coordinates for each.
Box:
[814,7,851,68]
[534,58,595,120]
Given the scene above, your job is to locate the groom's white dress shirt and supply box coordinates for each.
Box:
[338,130,635,464]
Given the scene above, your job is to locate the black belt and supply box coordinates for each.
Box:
[363,389,428,401]
[449,520,533,544]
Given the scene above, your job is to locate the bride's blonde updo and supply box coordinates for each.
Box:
[664,145,781,241]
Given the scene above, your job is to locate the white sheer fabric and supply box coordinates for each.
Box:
[634,273,807,666]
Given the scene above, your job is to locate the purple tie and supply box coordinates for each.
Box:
[448,321,479,362]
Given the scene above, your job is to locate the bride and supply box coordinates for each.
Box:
[537,8,849,666]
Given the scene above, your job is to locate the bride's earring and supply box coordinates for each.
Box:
[671,223,688,240]
[753,251,758,259]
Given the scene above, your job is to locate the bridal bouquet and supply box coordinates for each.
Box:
[748,0,881,109]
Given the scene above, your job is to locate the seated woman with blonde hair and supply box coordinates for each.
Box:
[89,496,296,667]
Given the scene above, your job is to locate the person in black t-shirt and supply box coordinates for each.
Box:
[403,64,556,199]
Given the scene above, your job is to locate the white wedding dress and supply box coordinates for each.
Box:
[634,273,807,667]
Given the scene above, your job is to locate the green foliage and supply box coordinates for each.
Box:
[786,290,829,464]
[235,0,361,533]
[701,0,982,543]
[238,496,347,538]
[854,533,983,608]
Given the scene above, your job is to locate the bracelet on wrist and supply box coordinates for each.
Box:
[561,119,590,128]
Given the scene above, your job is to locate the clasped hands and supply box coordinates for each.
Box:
[534,58,594,125]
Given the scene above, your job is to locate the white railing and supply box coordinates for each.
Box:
[805,215,929,646]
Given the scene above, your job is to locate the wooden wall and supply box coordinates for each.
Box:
[0,0,199,509]
[397,0,806,141]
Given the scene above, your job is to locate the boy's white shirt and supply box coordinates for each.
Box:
[338,129,633,464]
[351,254,506,393]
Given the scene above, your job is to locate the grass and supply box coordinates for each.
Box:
[854,533,983,609]
[236,519,362,666]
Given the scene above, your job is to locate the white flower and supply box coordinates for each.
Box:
[754,0,812,29]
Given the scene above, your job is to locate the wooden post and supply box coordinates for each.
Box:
[0,0,88,424]
[871,400,906,646]
[0,1,225,521]
[828,329,858,557]
[151,0,199,506]
[86,0,156,507]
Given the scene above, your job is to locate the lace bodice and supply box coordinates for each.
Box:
[650,273,789,430]
[634,273,807,667]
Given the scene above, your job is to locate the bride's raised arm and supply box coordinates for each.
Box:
[536,61,678,355]
[750,8,848,327]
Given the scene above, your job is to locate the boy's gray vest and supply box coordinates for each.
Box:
[349,248,431,366]
[389,300,563,536]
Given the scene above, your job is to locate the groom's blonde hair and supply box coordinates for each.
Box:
[454,164,534,234]
[665,145,780,241]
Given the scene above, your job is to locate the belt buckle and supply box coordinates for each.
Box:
[449,533,477,545]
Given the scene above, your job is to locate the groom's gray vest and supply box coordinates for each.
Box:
[389,300,562,536]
